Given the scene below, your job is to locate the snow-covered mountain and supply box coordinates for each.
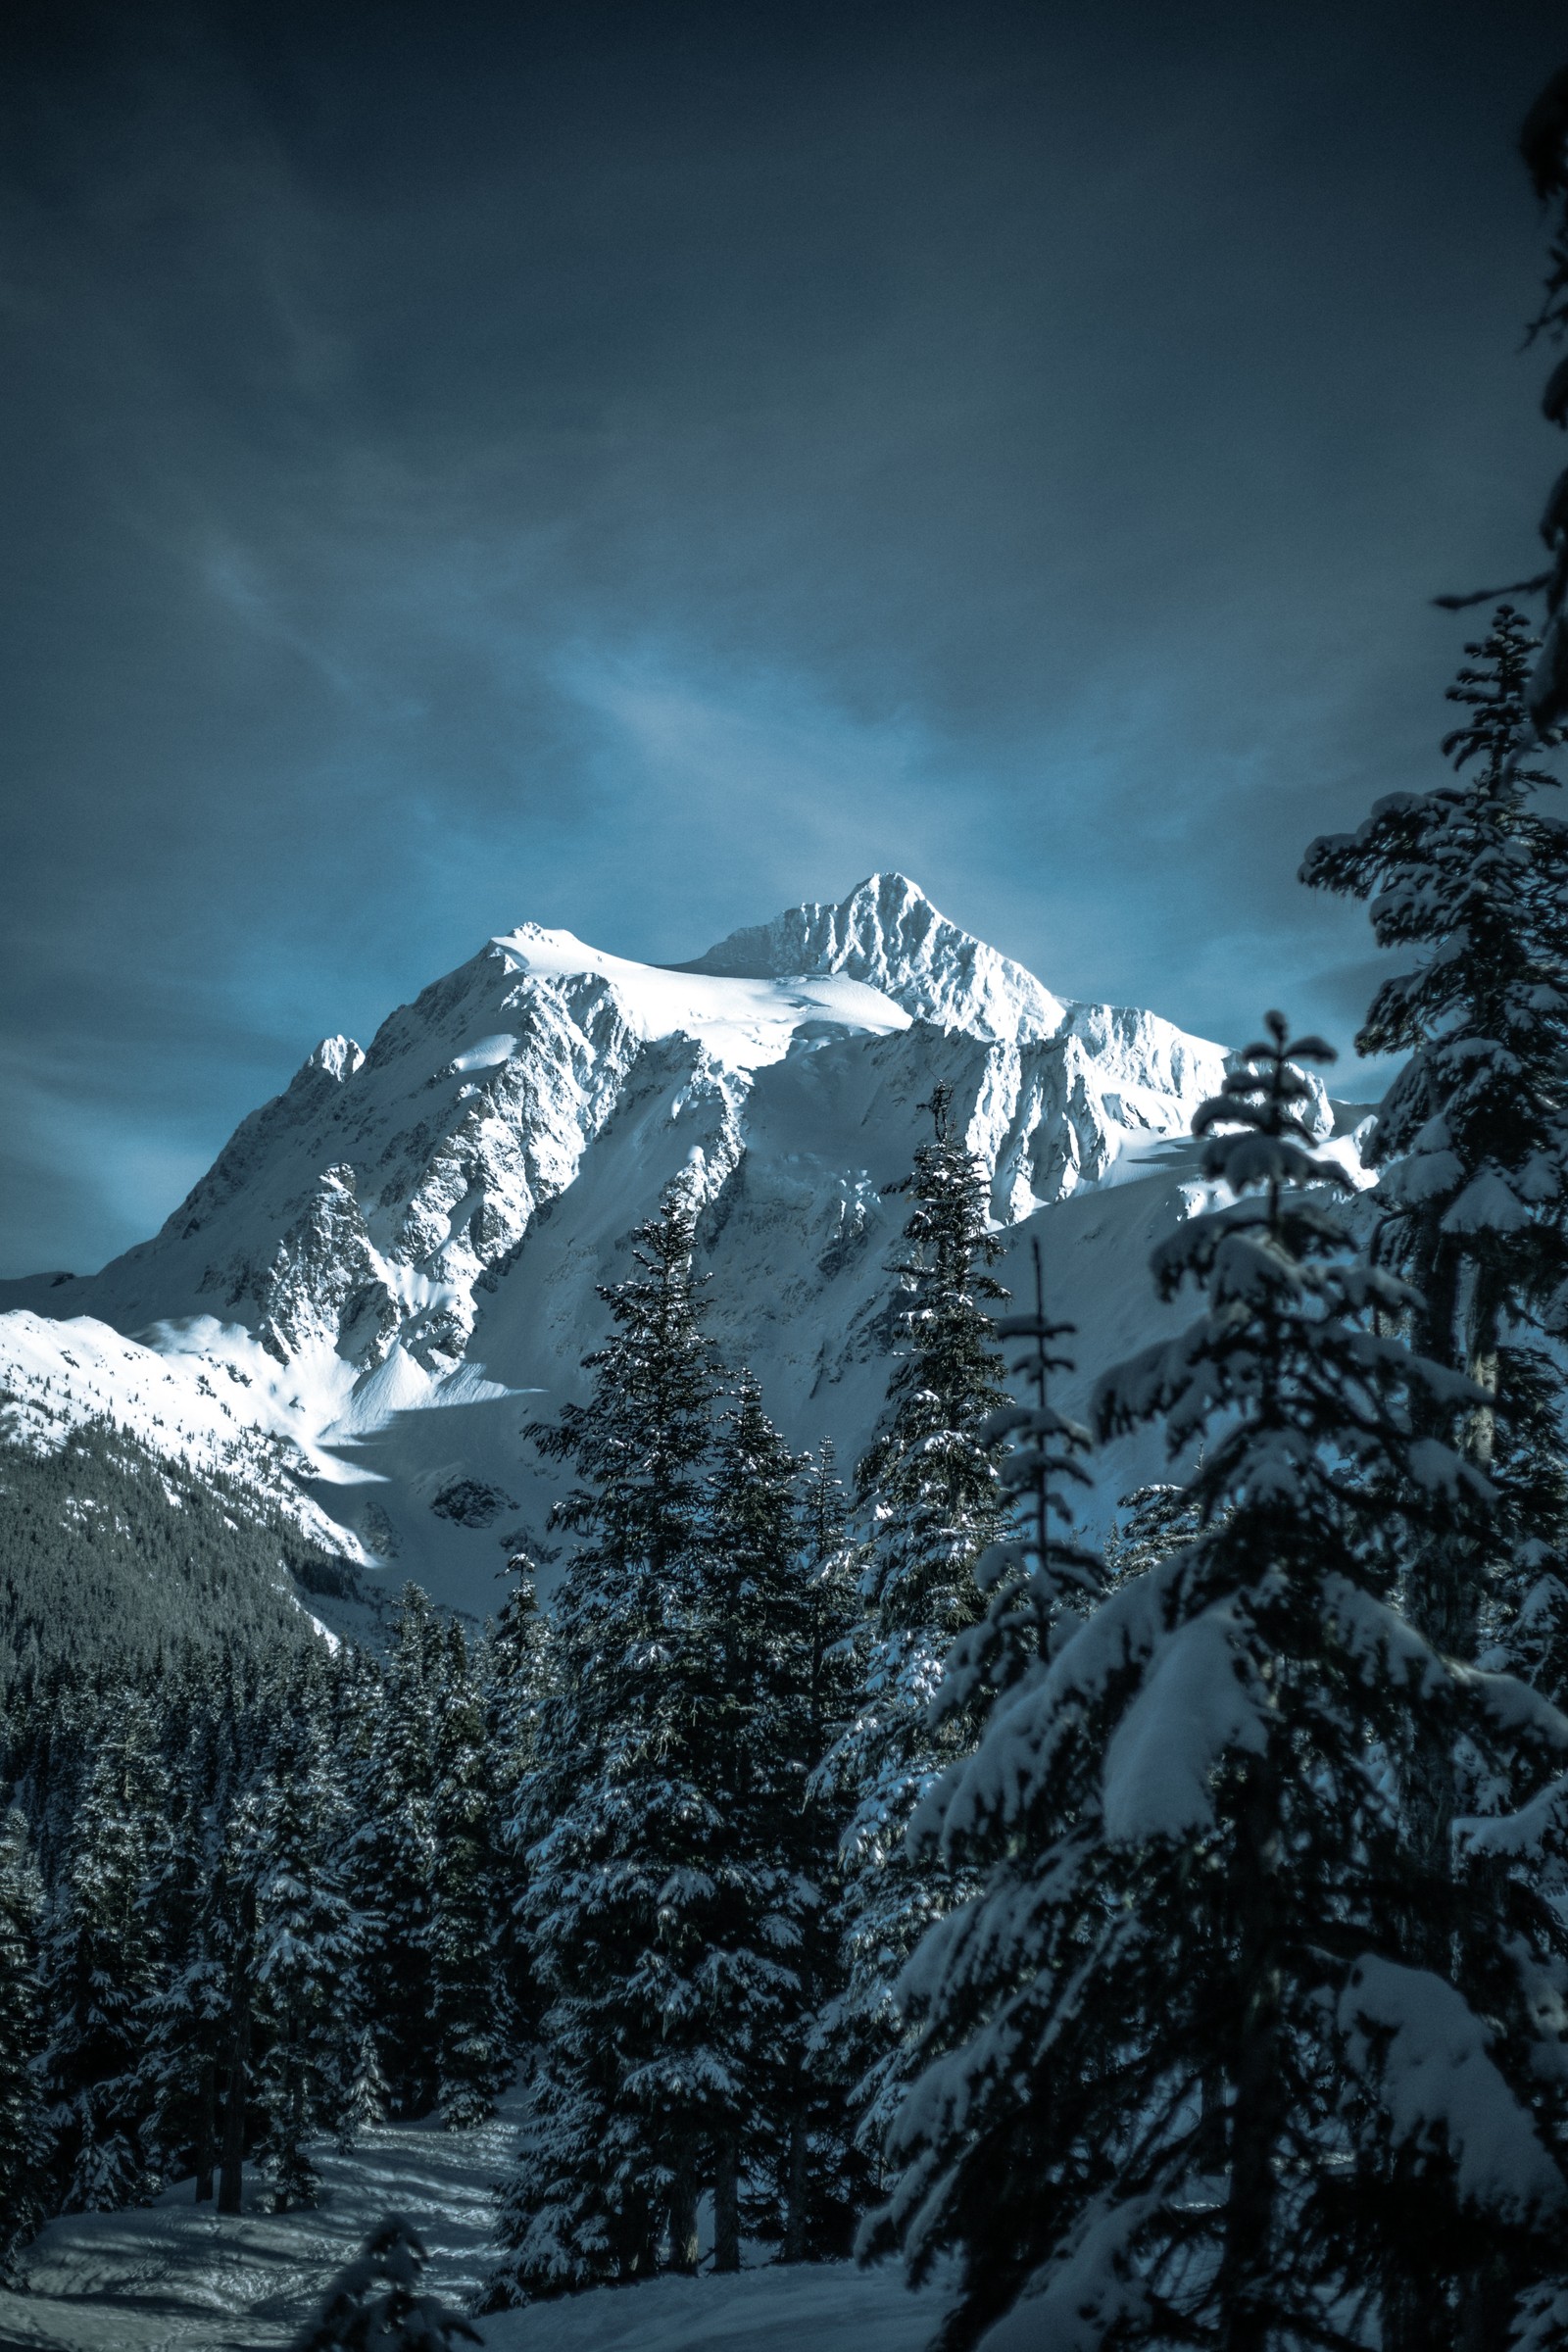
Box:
[0,874,1360,1624]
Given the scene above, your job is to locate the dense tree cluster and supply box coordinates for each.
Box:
[0,1414,351,1715]
[0,1091,1012,2295]
[0,1581,520,2233]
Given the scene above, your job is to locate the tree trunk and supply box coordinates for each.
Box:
[713,2132,740,2273]
[1217,1757,1282,2352]
[217,2004,249,2216]
[193,2049,217,2203]
[1458,2249,1513,2352]
[1382,1235,1482,2352]
[217,1887,254,2218]
[666,2161,700,2274]
[782,2106,808,2263]
[1462,1263,1502,1477]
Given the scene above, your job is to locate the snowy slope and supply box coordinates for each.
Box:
[0,2083,946,2351]
[0,1309,372,1567]
[0,876,1348,1620]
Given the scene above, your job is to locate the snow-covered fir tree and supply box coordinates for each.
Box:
[1301,610,1568,2345]
[1102,1481,1205,1583]
[250,1730,359,2210]
[0,1806,49,2278]
[786,1441,871,2260]
[346,1587,441,2119]
[428,1621,513,2129]
[484,1187,729,2303]
[818,1083,1008,2148]
[290,2214,480,2351]
[1302,607,1568,1674]
[950,1233,1102,1699]
[135,1784,227,2200]
[871,1016,1568,2352]
[338,2025,391,2152]
[486,1550,553,2031]
[700,1369,817,2267]
[1518,68,1568,731]
[212,1793,263,2217]
[43,1700,170,2211]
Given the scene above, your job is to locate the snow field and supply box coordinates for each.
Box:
[0,2099,945,2352]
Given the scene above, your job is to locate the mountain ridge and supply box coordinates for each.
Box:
[0,875,1352,1620]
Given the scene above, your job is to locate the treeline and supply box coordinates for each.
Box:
[9,609,1568,2345]
[0,1582,523,2266]
[0,1094,998,2285]
[0,1413,355,1716]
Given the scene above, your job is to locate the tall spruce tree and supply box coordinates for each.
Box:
[484,1189,727,2304]
[0,1806,49,2278]
[786,1442,869,2261]
[486,1551,553,2034]
[1301,606,1568,1585]
[950,1234,1102,1700]
[291,2216,480,2352]
[429,1622,513,2129]
[700,1370,816,2268]
[871,1018,1568,2352]
[346,1587,440,2118]
[250,1731,358,2210]
[819,1083,1008,2147]
[1303,612,1568,2343]
[43,1700,169,2211]
[135,1784,227,2199]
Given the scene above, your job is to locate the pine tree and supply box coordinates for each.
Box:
[870,1018,1568,2351]
[135,1788,228,2199]
[291,2215,479,2351]
[1303,610,1568,2340]
[43,1700,169,2210]
[949,1233,1102,1698]
[250,1731,359,2210]
[784,1441,869,2262]
[1517,69,1568,732]
[345,1587,440,2118]
[429,1622,512,2130]
[700,1370,816,2268]
[819,1083,1008,2147]
[484,1188,725,2304]
[0,1806,50,2278]
[213,1793,262,2217]
[486,1551,552,2033]
[1301,607,1568,1624]
[1102,1481,1205,1583]
[338,2025,390,2151]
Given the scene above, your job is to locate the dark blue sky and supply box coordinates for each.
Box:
[3,0,1565,1278]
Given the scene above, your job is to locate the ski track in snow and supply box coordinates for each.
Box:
[0,2097,943,2352]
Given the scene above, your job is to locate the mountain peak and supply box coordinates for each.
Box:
[300,1035,366,1085]
[682,873,1067,1041]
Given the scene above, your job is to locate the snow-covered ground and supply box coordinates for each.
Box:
[0,2100,945,2352]
[482,2263,943,2352]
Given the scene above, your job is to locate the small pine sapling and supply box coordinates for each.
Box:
[290,2215,479,2351]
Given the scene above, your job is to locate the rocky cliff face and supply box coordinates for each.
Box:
[0,875,1345,1621]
